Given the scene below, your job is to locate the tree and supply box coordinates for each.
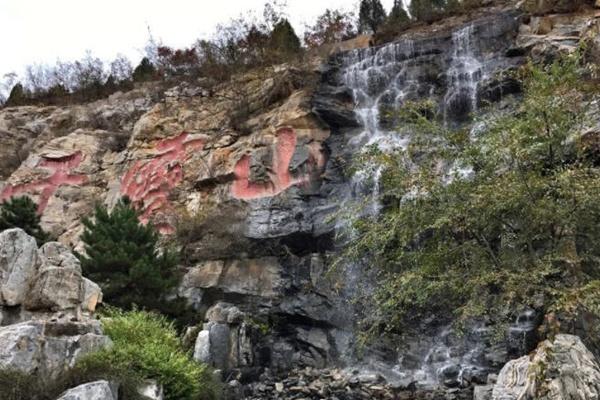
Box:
[303,9,357,49]
[80,197,179,311]
[341,52,600,339]
[132,57,156,82]
[0,196,48,245]
[375,0,411,43]
[270,18,302,57]
[410,0,447,22]
[358,0,387,34]
[5,83,27,107]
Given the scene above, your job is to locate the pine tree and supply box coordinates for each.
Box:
[132,57,156,82]
[80,197,179,311]
[5,83,27,107]
[410,0,447,22]
[270,19,302,57]
[0,196,48,245]
[389,0,410,25]
[358,0,387,34]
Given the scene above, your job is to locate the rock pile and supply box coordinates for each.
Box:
[0,228,109,379]
[234,367,473,400]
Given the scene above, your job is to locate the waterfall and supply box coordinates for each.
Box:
[335,22,495,387]
[444,25,484,123]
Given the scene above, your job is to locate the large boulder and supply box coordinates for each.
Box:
[492,334,600,400]
[193,302,253,371]
[0,319,111,379]
[25,242,83,311]
[0,228,39,306]
[56,380,118,400]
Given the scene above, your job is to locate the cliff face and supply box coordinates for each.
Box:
[1,1,599,393]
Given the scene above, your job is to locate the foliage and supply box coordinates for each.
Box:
[0,196,48,245]
[270,19,302,57]
[374,0,411,44]
[303,9,357,49]
[0,361,144,400]
[80,197,180,313]
[340,52,600,338]
[132,57,157,82]
[358,0,387,34]
[81,308,220,400]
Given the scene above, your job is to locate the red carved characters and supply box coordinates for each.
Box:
[120,133,204,233]
[0,152,87,213]
[231,128,326,200]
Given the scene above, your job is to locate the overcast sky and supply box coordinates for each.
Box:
[0,0,399,82]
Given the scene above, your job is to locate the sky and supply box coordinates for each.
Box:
[0,0,398,84]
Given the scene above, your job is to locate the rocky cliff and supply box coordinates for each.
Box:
[1,1,600,398]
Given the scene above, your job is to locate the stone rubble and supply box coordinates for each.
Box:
[234,367,474,400]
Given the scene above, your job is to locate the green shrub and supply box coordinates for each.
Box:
[80,197,180,312]
[0,196,49,245]
[80,308,220,400]
[0,362,143,400]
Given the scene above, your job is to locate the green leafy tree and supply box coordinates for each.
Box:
[358,0,387,34]
[270,18,302,57]
[341,52,600,340]
[0,196,48,245]
[80,197,179,311]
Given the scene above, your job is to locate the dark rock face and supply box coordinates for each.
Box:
[186,9,536,388]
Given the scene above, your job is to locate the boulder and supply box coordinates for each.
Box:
[193,303,253,371]
[492,334,600,400]
[0,319,111,379]
[0,228,39,306]
[137,380,164,400]
[56,380,118,400]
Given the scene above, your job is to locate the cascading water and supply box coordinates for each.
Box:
[444,25,484,123]
[333,21,510,387]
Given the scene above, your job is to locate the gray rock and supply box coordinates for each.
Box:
[193,329,211,364]
[57,380,118,400]
[25,265,82,311]
[0,320,111,379]
[492,334,600,400]
[137,380,164,400]
[474,385,493,400]
[38,241,82,272]
[0,229,39,306]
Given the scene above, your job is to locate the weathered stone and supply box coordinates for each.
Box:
[193,329,211,364]
[57,380,118,400]
[81,277,103,312]
[181,258,283,300]
[0,319,110,379]
[137,380,164,400]
[0,228,38,306]
[492,334,600,400]
[25,265,82,311]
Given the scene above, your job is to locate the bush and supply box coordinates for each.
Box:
[341,52,600,339]
[0,363,143,400]
[80,197,180,312]
[303,8,357,49]
[0,196,48,245]
[80,308,220,400]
